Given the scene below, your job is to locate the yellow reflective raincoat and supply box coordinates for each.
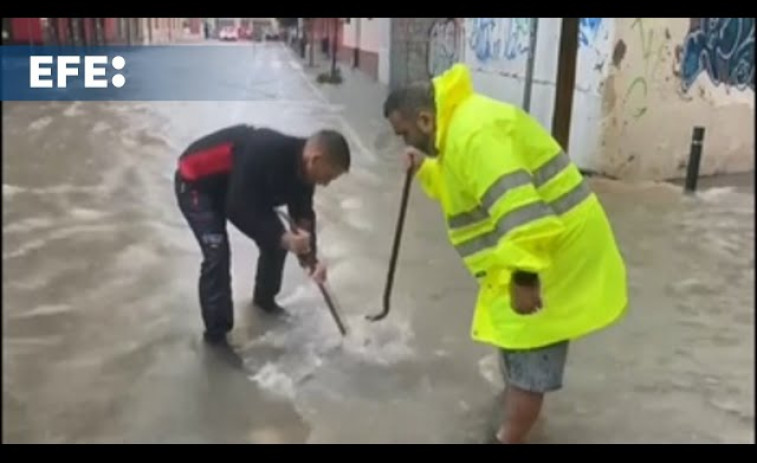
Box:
[416,64,627,350]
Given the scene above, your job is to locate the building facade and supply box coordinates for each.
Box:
[306,17,754,181]
[341,18,392,84]
[4,18,203,46]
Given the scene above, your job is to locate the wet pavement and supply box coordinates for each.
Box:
[3,42,754,444]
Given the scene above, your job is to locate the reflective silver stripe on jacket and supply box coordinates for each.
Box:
[446,151,572,230]
[455,200,554,257]
[455,176,592,258]
[533,151,571,188]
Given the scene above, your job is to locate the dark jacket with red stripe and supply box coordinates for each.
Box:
[177,124,316,255]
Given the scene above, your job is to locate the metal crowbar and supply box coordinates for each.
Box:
[276,210,348,336]
[366,168,413,322]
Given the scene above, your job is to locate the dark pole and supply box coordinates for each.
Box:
[522,18,539,112]
[308,19,314,67]
[684,126,706,194]
[551,17,580,151]
[330,18,338,78]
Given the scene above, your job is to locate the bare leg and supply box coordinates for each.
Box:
[495,385,544,444]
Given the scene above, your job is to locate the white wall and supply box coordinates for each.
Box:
[358,18,383,53]
[463,19,560,145]
[342,18,358,49]
[463,18,615,170]
[600,18,754,180]
[457,17,754,179]
[378,18,392,86]
[341,18,384,52]
[569,18,615,170]
[343,18,392,85]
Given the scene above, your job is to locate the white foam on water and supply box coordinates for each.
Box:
[242,283,416,400]
[3,236,51,261]
[340,197,363,211]
[458,400,471,412]
[3,184,25,198]
[92,121,111,134]
[62,101,84,117]
[7,273,54,291]
[69,207,108,221]
[113,243,162,272]
[28,116,53,131]
[339,313,415,366]
[120,135,140,149]
[315,240,352,264]
[3,217,55,234]
[668,277,716,296]
[350,168,383,187]
[3,224,119,261]
[249,363,297,400]
[4,335,64,347]
[9,304,72,319]
[247,427,290,444]
[478,353,504,390]
[2,183,101,198]
[693,186,750,205]
[344,214,373,232]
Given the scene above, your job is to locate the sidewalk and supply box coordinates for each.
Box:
[291,46,756,196]
[287,46,755,444]
[287,47,401,169]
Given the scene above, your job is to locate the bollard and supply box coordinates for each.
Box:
[684,126,705,194]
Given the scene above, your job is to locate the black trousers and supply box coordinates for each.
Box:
[174,172,286,338]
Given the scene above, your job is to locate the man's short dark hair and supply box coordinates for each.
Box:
[312,129,351,171]
[383,82,435,119]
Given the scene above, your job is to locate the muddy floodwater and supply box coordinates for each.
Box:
[3,42,754,444]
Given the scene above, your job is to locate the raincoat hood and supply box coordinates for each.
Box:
[432,63,475,154]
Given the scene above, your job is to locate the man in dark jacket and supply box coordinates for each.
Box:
[174,124,351,344]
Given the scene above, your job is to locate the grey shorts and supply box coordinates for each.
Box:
[498,341,569,393]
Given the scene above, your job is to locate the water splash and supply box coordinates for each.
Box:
[239,284,416,400]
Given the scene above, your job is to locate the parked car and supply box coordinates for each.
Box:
[237,27,252,40]
[219,26,238,41]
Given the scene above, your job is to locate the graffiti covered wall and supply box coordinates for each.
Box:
[427,18,460,78]
[600,18,754,180]
[464,18,560,132]
[464,18,615,169]
[388,18,753,180]
[389,18,444,89]
[679,18,754,93]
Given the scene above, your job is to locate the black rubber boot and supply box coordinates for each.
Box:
[253,293,286,314]
[203,330,228,345]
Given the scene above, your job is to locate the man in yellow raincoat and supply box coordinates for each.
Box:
[383,63,628,444]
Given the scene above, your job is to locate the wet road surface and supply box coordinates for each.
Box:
[3,42,754,443]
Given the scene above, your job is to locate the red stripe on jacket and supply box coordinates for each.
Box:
[178,142,233,181]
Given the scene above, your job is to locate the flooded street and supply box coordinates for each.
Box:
[3,42,754,444]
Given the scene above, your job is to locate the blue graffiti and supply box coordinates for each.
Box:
[579,18,602,47]
[468,18,530,62]
[680,18,754,92]
[469,18,496,61]
[428,19,459,77]
[503,18,531,60]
